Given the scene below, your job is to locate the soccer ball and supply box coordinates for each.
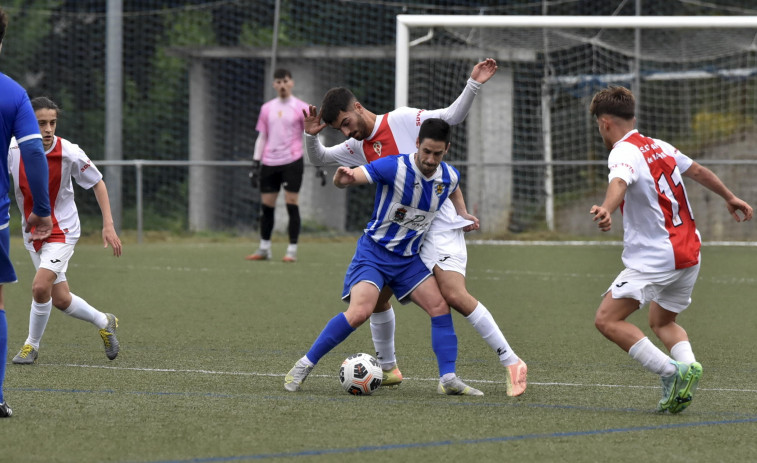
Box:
[339,353,383,395]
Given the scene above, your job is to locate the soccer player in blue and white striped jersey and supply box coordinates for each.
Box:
[284,119,483,396]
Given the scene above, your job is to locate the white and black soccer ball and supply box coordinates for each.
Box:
[339,353,383,395]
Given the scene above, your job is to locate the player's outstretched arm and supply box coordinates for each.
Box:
[93,180,122,257]
[470,58,498,84]
[683,162,753,222]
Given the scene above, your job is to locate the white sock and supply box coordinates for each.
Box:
[465,302,518,367]
[370,308,397,370]
[629,337,676,377]
[259,239,272,251]
[63,294,108,329]
[287,243,297,253]
[25,299,53,349]
[670,340,696,365]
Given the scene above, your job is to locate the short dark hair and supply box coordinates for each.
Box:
[418,118,451,145]
[1,8,8,44]
[320,87,356,124]
[31,96,60,115]
[273,68,291,80]
[589,86,635,120]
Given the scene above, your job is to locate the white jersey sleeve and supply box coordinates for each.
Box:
[607,143,643,186]
[305,133,368,167]
[65,140,103,190]
[416,78,482,125]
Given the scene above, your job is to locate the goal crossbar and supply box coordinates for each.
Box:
[395,15,757,107]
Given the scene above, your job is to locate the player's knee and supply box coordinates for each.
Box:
[52,294,71,310]
[344,305,372,328]
[594,313,610,334]
[422,299,450,318]
[31,282,52,303]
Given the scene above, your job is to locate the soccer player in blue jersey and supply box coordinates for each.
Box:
[0,7,53,418]
[284,119,484,396]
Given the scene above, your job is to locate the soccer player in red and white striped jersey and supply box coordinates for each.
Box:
[8,97,122,365]
[589,86,752,413]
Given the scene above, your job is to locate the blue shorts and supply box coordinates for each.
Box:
[0,226,18,285]
[342,234,432,305]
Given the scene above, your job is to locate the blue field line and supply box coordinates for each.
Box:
[129,417,757,463]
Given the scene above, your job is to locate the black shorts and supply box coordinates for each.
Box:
[259,158,304,194]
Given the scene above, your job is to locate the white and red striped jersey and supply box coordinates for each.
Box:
[305,78,484,232]
[8,136,102,251]
[608,129,701,272]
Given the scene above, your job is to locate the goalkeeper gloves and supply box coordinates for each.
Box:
[249,161,261,189]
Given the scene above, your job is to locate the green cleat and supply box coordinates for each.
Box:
[658,360,703,413]
[381,366,403,387]
[12,344,38,365]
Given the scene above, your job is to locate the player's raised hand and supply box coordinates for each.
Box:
[102,224,122,257]
[303,105,327,135]
[470,58,498,84]
[25,213,52,241]
[590,205,612,232]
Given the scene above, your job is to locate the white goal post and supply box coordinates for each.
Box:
[395,15,757,237]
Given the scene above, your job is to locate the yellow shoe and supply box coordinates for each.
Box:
[505,358,527,397]
[382,366,403,387]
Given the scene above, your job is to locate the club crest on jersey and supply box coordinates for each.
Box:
[435,184,446,196]
[372,141,382,157]
[393,207,407,222]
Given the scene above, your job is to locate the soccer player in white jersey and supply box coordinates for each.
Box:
[8,97,122,365]
[285,119,483,396]
[0,7,53,418]
[589,86,753,413]
[302,58,527,396]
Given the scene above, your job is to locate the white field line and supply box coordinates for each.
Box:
[43,363,757,393]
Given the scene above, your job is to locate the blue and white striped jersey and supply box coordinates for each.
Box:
[360,152,460,256]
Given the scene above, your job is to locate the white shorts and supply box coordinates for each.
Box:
[29,242,75,285]
[603,263,700,313]
[420,229,467,276]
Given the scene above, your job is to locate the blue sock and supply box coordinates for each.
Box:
[431,313,457,376]
[306,313,355,364]
[0,310,7,403]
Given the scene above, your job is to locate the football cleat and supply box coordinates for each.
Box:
[99,313,120,360]
[245,249,271,261]
[12,344,38,365]
[658,360,702,413]
[437,375,484,396]
[504,358,528,397]
[284,359,314,392]
[282,250,297,263]
[0,401,12,418]
[381,366,403,387]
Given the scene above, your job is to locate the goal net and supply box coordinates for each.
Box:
[397,15,757,241]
